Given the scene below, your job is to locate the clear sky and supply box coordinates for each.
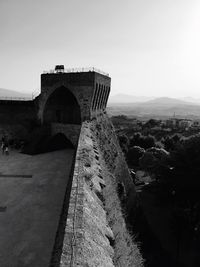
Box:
[1,0,200,97]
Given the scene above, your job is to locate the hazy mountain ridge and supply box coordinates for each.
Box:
[108,94,154,103]
[109,94,200,105]
[0,89,200,118]
[180,96,200,104]
[142,97,194,106]
[0,88,31,98]
[108,95,200,118]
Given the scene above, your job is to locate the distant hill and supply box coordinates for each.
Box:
[180,97,200,104]
[107,96,200,119]
[0,88,32,99]
[108,94,154,103]
[142,97,194,106]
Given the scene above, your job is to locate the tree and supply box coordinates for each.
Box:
[162,134,181,151]
[167,135,200,193]
[139,147,169,177]
[129,133,156,149]
[129,133,142,147]
[144,119,160,128]
[142,135,156,149]
[141,134,200,265]
[127,146,145,166]
[146,147,169,161]
[139,151,157,172]
[157,135,200,236]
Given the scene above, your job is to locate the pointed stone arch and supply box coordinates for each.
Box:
[42,86,81,125]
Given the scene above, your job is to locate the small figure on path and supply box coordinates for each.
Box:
[1,135,9,155]
[5,142,9,155]
[1,142,5,154]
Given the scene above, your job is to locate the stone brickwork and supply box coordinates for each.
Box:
[0,67,143,266]
[0,66,111,148]
[90,73,111,118]
[37,67,111,124]
[33,66,111,148]
[60,122,115,267]
[0,99,37,140]
[0,100,36,125]
[60,148,85,266]
[59,117,143,267]
[94,114,137,207]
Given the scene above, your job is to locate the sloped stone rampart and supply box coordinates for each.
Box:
[60,122,115,267]
[94,114,137,214]
[60,115,143,266]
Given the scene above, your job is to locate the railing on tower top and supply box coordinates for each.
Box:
[43,67,110,77]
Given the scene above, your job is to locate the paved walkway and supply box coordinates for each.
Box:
[0,149,75,267]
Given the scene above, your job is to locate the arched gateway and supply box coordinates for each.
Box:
[37,65,111,148]
[43,86,81,125]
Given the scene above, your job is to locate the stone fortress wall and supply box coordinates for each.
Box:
[38,69,111,123]
[0,99,36,141]
[0,67,110,144]
[0,66,143,266]
[58,114,143,267]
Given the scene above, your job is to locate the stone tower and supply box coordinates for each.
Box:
[37,66,111,146]
[38,66,111,124]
